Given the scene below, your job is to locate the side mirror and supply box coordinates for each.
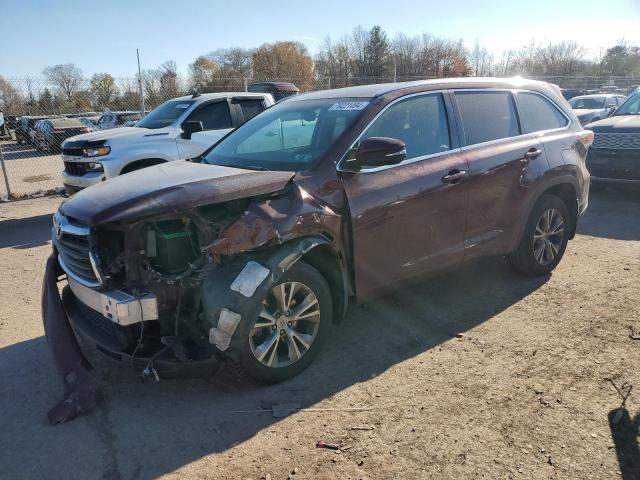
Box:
[346,137,406,171]
[181,120,203,139]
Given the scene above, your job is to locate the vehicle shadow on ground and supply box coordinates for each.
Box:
[0,213,54,248]
[0,142,53,161]
[0,257,549,479]
[578,188,640,241]
[609,408,640,479]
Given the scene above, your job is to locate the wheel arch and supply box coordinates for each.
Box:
[119,158,168,175]
[542,182,579,239]
[297,241,349,323]
[512,176,580,252]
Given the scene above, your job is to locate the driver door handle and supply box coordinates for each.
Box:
[524,148,543,160]
[441,169,468,184]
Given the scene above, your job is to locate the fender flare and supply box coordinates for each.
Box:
[200,235,348,355]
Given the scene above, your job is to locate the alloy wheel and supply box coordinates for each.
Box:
[249,281,321,368]
[533,208,565,266]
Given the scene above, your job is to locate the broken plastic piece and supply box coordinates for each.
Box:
[209,308,242,351]
[230,261,270,297]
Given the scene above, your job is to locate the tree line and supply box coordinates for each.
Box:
[1,24,639,115]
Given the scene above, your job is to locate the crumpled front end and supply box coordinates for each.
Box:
[42,178,349,423]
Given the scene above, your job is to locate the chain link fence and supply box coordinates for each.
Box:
[1,75,639,201]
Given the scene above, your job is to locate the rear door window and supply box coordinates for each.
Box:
[187,101,232,130]
[359,93,451,160]
[516,92,568,133]
[455,91,520,145]
[236,99,266,123]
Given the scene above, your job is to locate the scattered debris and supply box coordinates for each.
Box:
[316,441,341,450]
[628,326,640,340]
[350,426,374,431]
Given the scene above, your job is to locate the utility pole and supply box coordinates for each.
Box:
[137,49,146,116]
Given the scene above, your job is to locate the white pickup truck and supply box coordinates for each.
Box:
[61,92,274,194]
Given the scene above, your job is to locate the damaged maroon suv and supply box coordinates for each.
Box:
[43,78,592,421]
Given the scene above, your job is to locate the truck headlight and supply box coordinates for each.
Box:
[83,146,110,157]
[87,162,103,171]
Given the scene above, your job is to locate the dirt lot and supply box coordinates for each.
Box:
[1,189,639,480]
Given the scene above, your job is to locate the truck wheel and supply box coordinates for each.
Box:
[507,194,570,276]
[234,261,332,384]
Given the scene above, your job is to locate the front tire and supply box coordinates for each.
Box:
[507,194,570,276]
[233,261,332,384]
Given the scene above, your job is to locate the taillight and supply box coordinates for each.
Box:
[577,130,594,148]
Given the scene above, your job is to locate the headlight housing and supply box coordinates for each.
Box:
[86,162,103,172]
[83,146,110,157]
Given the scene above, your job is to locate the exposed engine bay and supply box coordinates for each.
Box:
[44,170,349,424]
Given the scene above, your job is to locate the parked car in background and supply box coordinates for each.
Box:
[561,88,585,100]
[33,117,90,153]
[569,94,626,125]
[45,78,592,392]
[585,94,640,185]
[248,81,300,102]
[15,116,54,144]
[79,116,100,130]
[94,111,142,130]
[61,92,274,194]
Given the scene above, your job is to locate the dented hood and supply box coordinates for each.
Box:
[60,161,295,226]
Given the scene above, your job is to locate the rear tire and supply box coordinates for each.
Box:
[507,194,570,276]
[233,261,332,384]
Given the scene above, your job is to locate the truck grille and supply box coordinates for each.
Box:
[592,133,640,150]
[62,147,84,156]
[52,213,101,287]
[64,161,90,176]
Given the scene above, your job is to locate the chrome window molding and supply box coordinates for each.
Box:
[337,90,453,174]
[337,87,575,175]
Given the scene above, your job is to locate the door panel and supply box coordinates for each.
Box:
[341,92,468,299]
[344,152,469,298]
[462,136,546,259]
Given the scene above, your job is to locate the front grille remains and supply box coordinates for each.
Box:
[53,217,100,287]
[592,133,640,150]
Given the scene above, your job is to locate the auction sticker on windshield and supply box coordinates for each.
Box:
[329,101,369,111]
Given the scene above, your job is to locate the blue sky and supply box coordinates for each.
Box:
[1,0,639,78]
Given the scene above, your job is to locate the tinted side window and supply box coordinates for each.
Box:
[517,92,568,133]
[188,101,232,130]
[455,91,519,144]
[237,99,265,122]
[360,93,451,160]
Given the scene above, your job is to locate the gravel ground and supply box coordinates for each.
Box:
[0,189,639,480]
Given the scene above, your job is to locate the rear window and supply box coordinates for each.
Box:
[517,92,568,133]
[455,91,520,145]
[236,99,265,123]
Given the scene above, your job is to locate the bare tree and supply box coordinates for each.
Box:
[42,63,84,100]
[469,39,494,76]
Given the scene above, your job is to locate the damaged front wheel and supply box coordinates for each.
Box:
[237,261,332,383]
